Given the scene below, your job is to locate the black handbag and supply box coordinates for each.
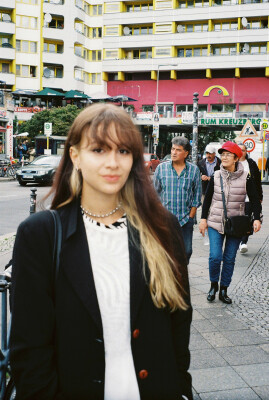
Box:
[220,175,252,238]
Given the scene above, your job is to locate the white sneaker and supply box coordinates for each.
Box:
[239,243,248,254]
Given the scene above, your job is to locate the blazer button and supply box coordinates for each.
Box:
[132,329,140,339]
[139,370,148,380]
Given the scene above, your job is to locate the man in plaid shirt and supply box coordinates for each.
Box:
[154,137,202,264]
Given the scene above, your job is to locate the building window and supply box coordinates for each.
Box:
[92,5,102,15]
[0,12,12,22]
[16,40,37,53]
[250,43,267,54]
[0,37,12,47]
[16,0,38,4]
[124,25,153,35]
[211,45,236,55]
[104,2,121,13]
[142,105,154,111]
[155,47,171,57]
[0,62,10,73]
[74,45,83,57]
[44,41,63,53]
[125,49,152,59]
[126,2,153,11]
[92,27,102,38]
[48,17,64,29]
[16,15,38,28]
[104,49,119,59]
[155,0,173,9]
[239,104,266,112]
[155,23,173,33]
[16,64,37,77]
[176,105,194,112]
[211,104,236,112]
[177,46,208,57]
[214,21,237,31]
[91,73,101,84]
[92,50,102,61]
[105,26,119,36]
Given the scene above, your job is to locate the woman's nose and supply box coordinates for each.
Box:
[106,151,118,167]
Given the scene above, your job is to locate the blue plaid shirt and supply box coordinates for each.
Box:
[154,160,202,226]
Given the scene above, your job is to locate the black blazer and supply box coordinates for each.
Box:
[10,200,193,400]
[198,157,221,195]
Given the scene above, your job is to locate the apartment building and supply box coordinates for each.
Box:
[102,0,269,131]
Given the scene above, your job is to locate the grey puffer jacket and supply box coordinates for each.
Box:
[207,163,248,234]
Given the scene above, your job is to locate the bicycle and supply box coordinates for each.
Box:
[0,266,16,400]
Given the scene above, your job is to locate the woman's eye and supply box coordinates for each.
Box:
[119,149,130,154]
[92,148,104,153]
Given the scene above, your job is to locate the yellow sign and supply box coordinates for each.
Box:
[262,122,268,130]
[203,85,229,97]
[177,119,182,124]
[238,120,259,138]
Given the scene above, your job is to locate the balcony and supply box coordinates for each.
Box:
[43,27,65,41]
[43,51,64,65]
[0,45,15,60]
[0,0,15,8]
[42,76,64,89]
[0,72,15,86]
[0,21,15,35]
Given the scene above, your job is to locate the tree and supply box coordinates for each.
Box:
[19,105,81,138]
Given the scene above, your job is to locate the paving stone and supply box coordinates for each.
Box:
[209,316,249,331]
[192,310,205,321]
[196,308,230,319]
[190,366,248,392]
[252,386,269,400]
[199,388,261,400]
[190,348,227,369]
[192,319,218,333]
[189,333,212,351]
[221,329,268,346]
[201,331,234,348]
[260,344,269,354]
[216,345,269,366]
[233,363,269,387]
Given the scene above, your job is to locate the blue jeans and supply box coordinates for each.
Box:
[208,227,241,287]
[181,217,194,264]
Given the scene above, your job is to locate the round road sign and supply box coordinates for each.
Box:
[262,122,268,130]
[265,132,269,141]
[243,138,255,152]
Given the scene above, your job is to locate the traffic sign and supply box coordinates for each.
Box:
[243,138,255,152]
[265,132,269,141]
[238,120,258,138]
[262,122,268,130]
[44,122,52,136]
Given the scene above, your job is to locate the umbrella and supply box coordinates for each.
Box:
[64,90,90,99]
[111,95,137,102]
[90,91,113,101]
[13,132,29,137]
[33,88,65,97]
[12,89,36,96]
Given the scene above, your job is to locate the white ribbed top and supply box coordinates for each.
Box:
[83,215,140,400]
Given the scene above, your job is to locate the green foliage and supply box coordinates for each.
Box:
[19,105,81,138]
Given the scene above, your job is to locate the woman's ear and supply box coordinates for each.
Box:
[69,146,80,170]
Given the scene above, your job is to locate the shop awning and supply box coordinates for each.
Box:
[64,90,90,99]
[33,88,65,97]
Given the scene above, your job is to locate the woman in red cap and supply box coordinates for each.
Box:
[199,141,262,304]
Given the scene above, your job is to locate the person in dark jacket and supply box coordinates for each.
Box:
[238,143,263,254]
[198,144,221,198]
[10,103,193,400]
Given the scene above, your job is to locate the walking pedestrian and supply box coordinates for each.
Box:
[199,141,262,304]
[198,144,221,200]
[154,137,201,264]
[10,103,193,400]
[238,143,263,254]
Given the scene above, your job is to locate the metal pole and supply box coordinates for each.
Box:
[265,140,269,181]
[155,65,160,113]
[30,188,37,214]
[192,92,199,165]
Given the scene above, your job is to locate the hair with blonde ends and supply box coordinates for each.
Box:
[49,103,188,311]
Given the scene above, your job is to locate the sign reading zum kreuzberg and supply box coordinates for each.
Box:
[199,117,262,126]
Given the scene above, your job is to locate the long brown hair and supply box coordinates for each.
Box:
[48,103,188,310]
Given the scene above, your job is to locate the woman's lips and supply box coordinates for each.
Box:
[103,175,120,182]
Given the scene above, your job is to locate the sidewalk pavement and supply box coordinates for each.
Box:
[190,184,269,400]
[0,186,268,400]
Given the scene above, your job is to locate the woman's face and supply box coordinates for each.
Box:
[239,145,247,161]
[70,124,133,200]
[220,150,238,171]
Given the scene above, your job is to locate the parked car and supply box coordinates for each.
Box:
[16,155,61,186]
[143,153,160,172]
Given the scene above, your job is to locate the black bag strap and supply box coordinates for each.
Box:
[219,174,228,221]
[50,210,62,287]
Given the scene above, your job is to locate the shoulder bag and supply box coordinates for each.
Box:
[220,174,252,238]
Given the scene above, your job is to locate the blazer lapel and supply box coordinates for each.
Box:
[128,224,147,329]
[60,204,103,334]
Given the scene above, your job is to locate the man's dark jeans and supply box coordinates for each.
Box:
[181,217,195,264]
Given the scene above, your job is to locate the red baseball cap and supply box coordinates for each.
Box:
[218,141,243,159]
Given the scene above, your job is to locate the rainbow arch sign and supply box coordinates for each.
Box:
[203,85,229,97]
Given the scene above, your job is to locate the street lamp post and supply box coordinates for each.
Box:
[192,92,199,165]
[154,64,178,155]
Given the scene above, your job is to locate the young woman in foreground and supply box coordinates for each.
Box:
[10,103,193,400]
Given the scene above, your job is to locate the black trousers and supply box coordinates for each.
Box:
[241,202,252,244]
